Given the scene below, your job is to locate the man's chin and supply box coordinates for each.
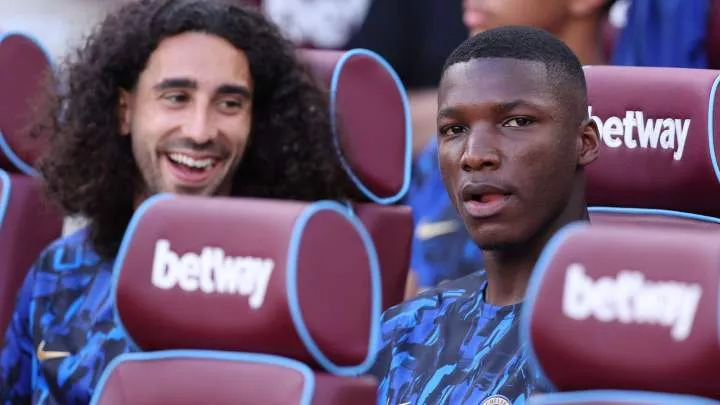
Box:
[154,179,218,196]
[168,184,218,196]
[470,226,522,251]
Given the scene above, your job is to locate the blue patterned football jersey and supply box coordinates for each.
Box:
[371,271,554,404]
[0,228,132,405]
[406,138,484,288]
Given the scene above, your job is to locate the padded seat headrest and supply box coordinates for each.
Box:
[522,222,720,399]
[298,49,411,205]
[113,194,380,376]
[0,32,53,175]
[584,66,720,217]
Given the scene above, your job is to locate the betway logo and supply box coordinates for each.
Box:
[562,263,702,341]
[151,239,274,309]
[588,106,690,161]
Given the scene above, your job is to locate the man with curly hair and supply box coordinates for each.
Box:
[0,0,359,403]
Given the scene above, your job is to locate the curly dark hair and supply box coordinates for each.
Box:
[34,0,361,260]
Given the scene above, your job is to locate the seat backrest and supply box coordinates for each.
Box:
[92,351,377,405]
[0,32,62,343]
[0,32,53,176]
[90,194,382,404]
[584,65,720,227]
[522,222,720,403]
[299,48,413,310]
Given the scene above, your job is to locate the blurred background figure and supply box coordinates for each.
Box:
[262,0,372,50]
[464,0,617,65]
[612,0,712,68]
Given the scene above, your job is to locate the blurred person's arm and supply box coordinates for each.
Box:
[0,268,36,403]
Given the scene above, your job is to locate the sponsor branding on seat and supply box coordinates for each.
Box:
[151,239,274,309]
[588,106,690,161]
[562,263,702,341]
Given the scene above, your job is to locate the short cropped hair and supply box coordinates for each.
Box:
[442,25,588,122]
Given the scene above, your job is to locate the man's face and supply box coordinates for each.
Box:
[437,58,593,249]
[463,0,571,36]
[119,32,254,198]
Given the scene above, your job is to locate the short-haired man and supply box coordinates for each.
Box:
[371,26,600,404]
[404,0,616,297]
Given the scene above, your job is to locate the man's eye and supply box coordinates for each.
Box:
[164,93,188,104]
[503,117,535,127]
[440,125,466,136]
[219,99,242,110]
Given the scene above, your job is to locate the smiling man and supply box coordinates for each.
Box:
[371,26,600,404]
[0,0,359,403]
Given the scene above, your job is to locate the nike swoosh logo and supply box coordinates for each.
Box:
[415,219,460,240]
[36,340,71,362]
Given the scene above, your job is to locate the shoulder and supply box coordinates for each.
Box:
[369,270,486,379]
[34,227,103,275]
[381,270,487,330]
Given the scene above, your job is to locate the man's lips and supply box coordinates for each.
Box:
[161,151,225,186]
[461,183,512,201]
[460,183,513,219]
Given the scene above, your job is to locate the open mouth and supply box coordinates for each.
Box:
[461,183,512,218]
[469,193,508,204]
[464,193,511,218]
[164,152,223,185]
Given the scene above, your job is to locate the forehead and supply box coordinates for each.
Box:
[439,58,559,112]
[139,32,253,90]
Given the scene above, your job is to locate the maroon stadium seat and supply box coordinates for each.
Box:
[0,32,63,345]
[90,195,382,404]
[90,48,412,404]
[522,223,720,404]
[584,65,720,227]
[92,351,376,405]
[299,48,413,310]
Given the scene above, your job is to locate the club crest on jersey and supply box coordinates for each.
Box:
[481,395,512,405]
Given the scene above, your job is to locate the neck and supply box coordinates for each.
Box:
[482,185,589,306]
[556,17,607,66]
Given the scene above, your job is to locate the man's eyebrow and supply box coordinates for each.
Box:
[437,107,459,121]
[217,84,252,100]
[493,99,546,113]
[153,78,197,91]
[152,80,252,100]
[438,99,547,120]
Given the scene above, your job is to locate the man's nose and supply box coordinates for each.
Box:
[182,105,217,144]
[460,127,501,172]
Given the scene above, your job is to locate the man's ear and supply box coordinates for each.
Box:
[577,118,600,167]
[118,89,132,136]
[568,0,608,18]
